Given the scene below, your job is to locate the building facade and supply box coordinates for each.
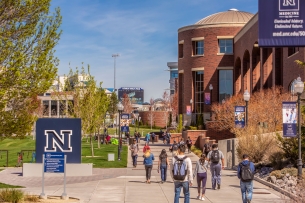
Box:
[167,62,178,95]
[177,9,305,122]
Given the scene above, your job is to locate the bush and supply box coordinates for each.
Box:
[269,151,287,170]
[0,188,24,203]
[270,168,305,179]
[191,146,202,157]
[24,194,39,202]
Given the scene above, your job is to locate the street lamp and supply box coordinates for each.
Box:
[243,90,250,126]
[190,99,193,124]
[294,76,304,179]
[112,54,120,92]
[117,102,123,161]
[209,84,213,119]
[134,110,139,132]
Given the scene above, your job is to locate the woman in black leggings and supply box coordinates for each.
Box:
[193,154,208,201]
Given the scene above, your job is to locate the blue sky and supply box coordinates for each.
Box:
[51,0,258,101]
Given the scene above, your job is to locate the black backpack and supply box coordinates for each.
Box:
[204,144,211,153]
[210,150,220,163]
[172,156,188,180]
[240,162,254,182]
[172,144,178,151]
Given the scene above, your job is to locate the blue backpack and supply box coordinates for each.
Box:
[172,156,188,180]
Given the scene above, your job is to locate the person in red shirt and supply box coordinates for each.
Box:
[143,143,150,153]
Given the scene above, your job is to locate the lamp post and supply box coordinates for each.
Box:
[117,102,123,161]
[190,99,193,124]
[294,76,304,179]
[134,110,139,133]
[243,90,250,126]
[112,54,119,92]
[209,84,213,119]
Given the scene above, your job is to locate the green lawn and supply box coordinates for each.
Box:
[0,182,24,188]
[0,137,127,168]
[107,126,162,137]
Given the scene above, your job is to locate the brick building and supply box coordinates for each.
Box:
[178,9,305,123]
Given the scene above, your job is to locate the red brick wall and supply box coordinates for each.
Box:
[139,111,169,128]
[205,122,235,141]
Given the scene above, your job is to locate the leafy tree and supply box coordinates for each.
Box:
[0,0,62,137]
[121,93,132,113]
[107,92,118,127]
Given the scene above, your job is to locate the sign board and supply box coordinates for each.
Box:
[44,152,65,173]
[118,87,144,104]
[186,105,191,115]
[283,102,297,137]
[234,106,246,128]
[120,113,130,132]
[259,0,305,46]
[205,93,211,105]
[36,118,81,163]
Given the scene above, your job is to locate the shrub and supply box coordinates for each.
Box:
[191,146,202,157]
[270,168,305,179]
[269,151,287,170]
[0,188,24,203]
[24,194,39,202]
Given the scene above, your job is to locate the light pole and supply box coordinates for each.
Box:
[190,99,193,124]
[134,110,139,133]
[112,54,120,92]
[294,76,304,179]
[243,90,250,126]
[117,102,123,161]
[209,84,213,119]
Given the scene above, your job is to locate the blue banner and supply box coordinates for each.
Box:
[283,102,297,137]
[259,0,305,47]
[44,152,65,173]
[36,118,81,163]
[235,106,246,128]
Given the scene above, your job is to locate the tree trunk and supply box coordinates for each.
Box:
[90,135,95,157]
[97,130,100,149]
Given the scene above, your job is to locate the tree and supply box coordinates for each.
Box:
[171,92,178,127]
[107,92,118,127]
[0,0,62,137]
[121,93,132,113]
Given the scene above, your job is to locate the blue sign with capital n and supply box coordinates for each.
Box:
[36,118,81,163]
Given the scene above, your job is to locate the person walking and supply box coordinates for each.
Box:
[145,132,151,144]
[151,132,156,144]
[186,137,192,153]
[171,144,193,203]
[169,140,179,156]
[143,142,150,153]
[193,154,208,201]
[143,147,154,184]
[238,154,255,203]
[203,143,211,157]
[158,149,169,183]
[129,139,139,168]
[206,144,225,190]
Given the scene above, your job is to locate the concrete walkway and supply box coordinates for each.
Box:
[0,140,287,203]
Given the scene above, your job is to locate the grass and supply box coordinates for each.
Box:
[0,183,24,188]
[107,126,162,137]
[0,136,127,168]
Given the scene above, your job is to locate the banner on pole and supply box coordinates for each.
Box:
[205,93,211,105]
[235,106,246,128]
[186,105,191,115]
[120,113,130,132]
[283,102,297,137]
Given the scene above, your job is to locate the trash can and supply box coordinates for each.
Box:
[108,153,115,161]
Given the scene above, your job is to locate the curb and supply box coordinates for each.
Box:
[254,176,297,200]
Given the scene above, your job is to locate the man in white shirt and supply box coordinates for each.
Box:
[171,143,193,203]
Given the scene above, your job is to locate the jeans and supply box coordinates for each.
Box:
[132,155,138,166]
[240,180,253,203]
[174,181,190,203]
[160,164,167,181]
[210,163,221,189]
[197,172,207,194]
[145,165,152,180]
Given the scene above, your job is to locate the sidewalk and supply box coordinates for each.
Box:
[0,139,287,203]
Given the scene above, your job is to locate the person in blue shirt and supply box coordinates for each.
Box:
[237,154,255,203]
[143,146,154,184]
[145,133,151,144]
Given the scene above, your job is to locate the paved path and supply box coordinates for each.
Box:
[0,140,288,203]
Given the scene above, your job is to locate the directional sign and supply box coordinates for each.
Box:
[44,152,65,173]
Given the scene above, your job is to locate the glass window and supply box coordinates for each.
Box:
[193,40,204,55]
[219,39,233,54]
[193,71,204,114]
[179,44,184,58]
[219,70,233,102]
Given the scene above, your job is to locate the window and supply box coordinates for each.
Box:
[219,70,233,102]
[288,47,299,57]
[192,40,204,55]
[193,71,204,114]
[171,72,178,78]
[179,41,184,58]
[219,39,233,54]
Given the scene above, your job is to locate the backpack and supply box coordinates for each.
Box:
[172,144,178,151]
[240,162,254,182]
[210,150,220,163]
[172,156,188,181]
[204,144,211,153]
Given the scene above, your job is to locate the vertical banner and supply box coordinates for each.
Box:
[259,0,305,47]
[120,113,130,132]
[283,102,297,137]
[235,106,246,128]
[186,105,191,115]
[205,93,211,105]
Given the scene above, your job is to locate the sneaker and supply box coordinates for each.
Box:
[247,200,251,203]
[217,184,220,189]
[197,196,200,199]
[201,197,205,201]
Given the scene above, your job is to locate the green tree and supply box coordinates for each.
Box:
[0,0,62,137]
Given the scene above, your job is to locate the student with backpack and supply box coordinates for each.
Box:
[129,139,139,168]
[206,144,225,190]
[145,133,151,144]
[238,154,255,203]
[151,133,156,144]
[203,143,211,156]
[186,137,192,153]
[143,147,154,184]
[169,141,178,155]
[171,144,193,203]
[193,154,208,201]
[158,149,169,183]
